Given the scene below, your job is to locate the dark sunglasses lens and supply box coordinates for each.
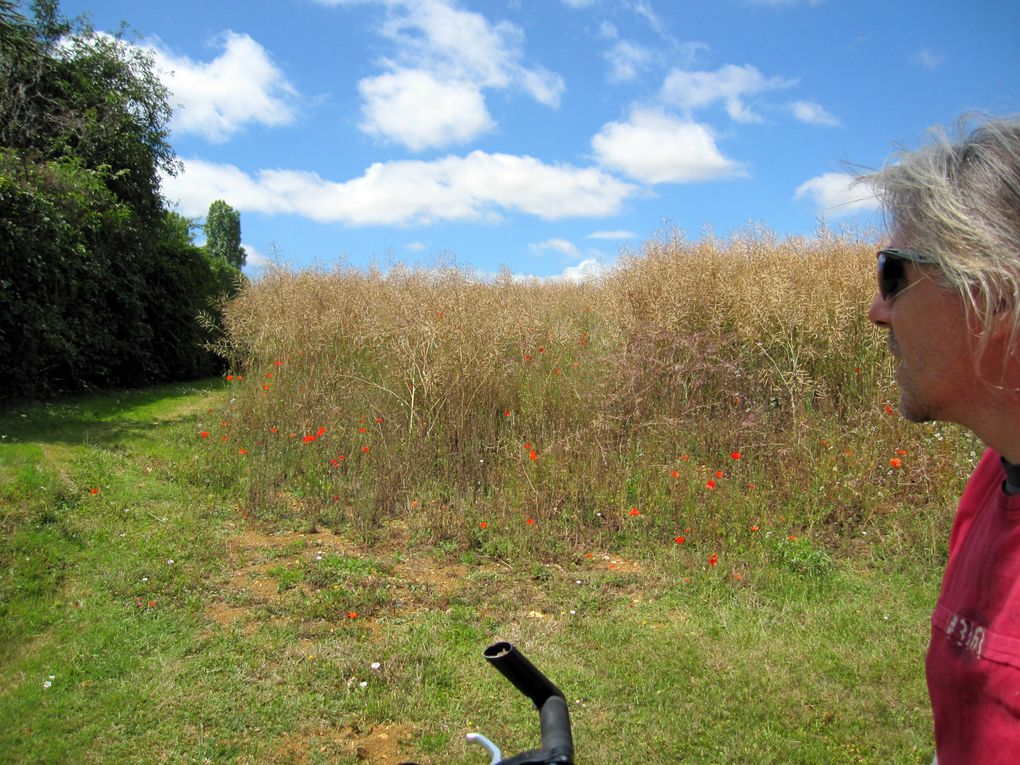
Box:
[878,253,907,299]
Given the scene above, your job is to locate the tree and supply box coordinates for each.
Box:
[0,1,240,399]
[205,199,246,268]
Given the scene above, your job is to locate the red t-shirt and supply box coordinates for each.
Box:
[927,448,1020,762]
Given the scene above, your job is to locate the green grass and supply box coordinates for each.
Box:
[0,382,950,763]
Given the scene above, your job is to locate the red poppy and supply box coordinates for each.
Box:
[303,435,317,443]
[706,480,717,490]
[674,536,686,544]
[359,426,367,433]
[376,417,383,423]
[274,359,283,366]
[479,522,488,529]
[526,518,535,526]
[200,431,210,439]
[264,373,272,379]
[715,470,725,479]
[238,448,248,455]
[889,457,903,468]
[529,450,538,461]
[895,448,908,456]
[361,446,370,453]
[270,426,279,433]
[523,354,532,362]
[524,442,532,450]
[884,404,896,416]
[629,507,641,516]
[89,487,100,495]
[262,384,270,391]
[751,525,760,532]
[708,553,718,567]
[347,611,357,619]
[226,374,234,381]
[678,454,689,462]
[788,535,797,541]
[731,451,741,460]
[670,470,680,479]
[504,409,511,417]
[317,426,326,437]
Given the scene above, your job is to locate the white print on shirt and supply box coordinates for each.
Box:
[946,612,986,659]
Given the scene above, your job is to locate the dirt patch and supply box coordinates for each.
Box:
[206,526,363,619]
[392,557,466,598]
[206,601,247,627]
[271,722,418,764]
[599,553,643,574]
[229,526,358,555]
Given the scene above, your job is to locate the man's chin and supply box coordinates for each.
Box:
[899,394,936,423]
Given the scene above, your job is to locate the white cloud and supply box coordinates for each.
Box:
[322,0,564,150]
[587,230,637,240]
[358,69,494,150]
[405,241,428,252]
[794,172,879,215]
[562,0,597,7]
[629,0,671,41]
[605,40,654,83]
[591,108,746,184]
[140,32,298,143]
[163,153,635,225]
[661,64,797,123]
[241,243,274,274]
[598,21,618,39]
[912,48,945,70]
[510,257,610,283]
[789,100,839,126]
[530,238,582,259]
[559,258,607,282]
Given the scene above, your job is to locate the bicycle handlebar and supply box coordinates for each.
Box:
[483,641,574,765]
[398,641,574,765]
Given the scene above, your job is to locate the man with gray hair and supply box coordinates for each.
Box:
[867,115,1020,764]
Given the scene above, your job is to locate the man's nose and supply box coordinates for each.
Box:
[868,292,891,328]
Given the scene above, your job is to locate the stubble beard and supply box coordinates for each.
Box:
[898,388,937,423]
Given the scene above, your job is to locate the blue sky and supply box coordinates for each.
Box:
[60,0,1020,279]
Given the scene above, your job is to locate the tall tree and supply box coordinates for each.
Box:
[205,199,246,268]
[0,1,238,398]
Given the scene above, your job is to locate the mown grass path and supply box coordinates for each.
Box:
[1,382,942,764]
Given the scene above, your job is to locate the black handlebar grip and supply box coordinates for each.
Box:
[538,695,573,759]
[483,641,565,708]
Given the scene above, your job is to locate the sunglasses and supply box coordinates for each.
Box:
[876,248,939,300]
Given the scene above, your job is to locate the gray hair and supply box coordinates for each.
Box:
[865,114,1020,355]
